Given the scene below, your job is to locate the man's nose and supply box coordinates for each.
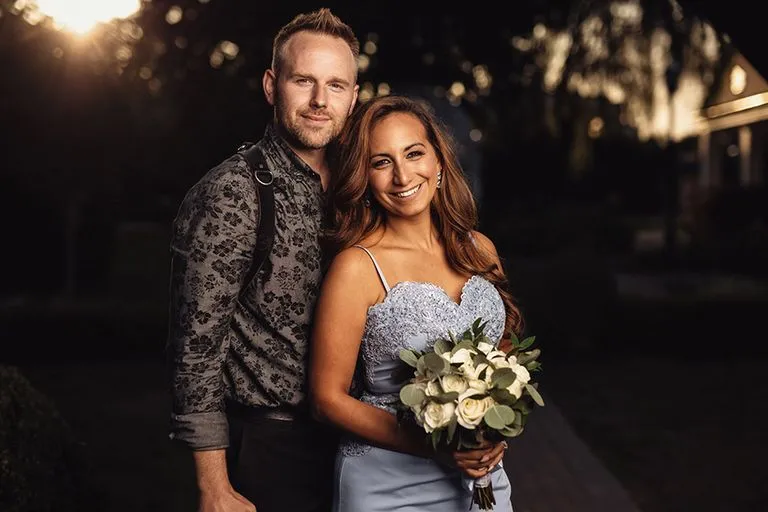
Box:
[310,85,327,108]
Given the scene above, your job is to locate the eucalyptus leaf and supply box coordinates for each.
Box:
[491,367,517,389]
[452,340,475,354]
[399,349,419,368]
[423,352,448,374]
[508,332,520,347]
[525,361,542,372]
[517,348,541,366]
[473,353,489,367]
[525,383,545,407]
[399,384,426,407]
[483,404,516,430]
[432,391,459,404]
[500,424,524,438]
[416,355,427,376]
[490,388,518,406]
[434,338,452,356]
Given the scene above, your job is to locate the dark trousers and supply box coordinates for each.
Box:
[226,407,338,512]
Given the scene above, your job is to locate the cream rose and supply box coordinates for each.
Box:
[426,379,443,397]
[506,378,526,400]
[476,341,495,355]
[461,362,489,394]
[423,401,456,433]
[511,363,531,384]
[450,348,474,365]
[456,389,493,429]
[440,374,469,394]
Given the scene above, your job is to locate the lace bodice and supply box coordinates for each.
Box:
[341,267,505,456]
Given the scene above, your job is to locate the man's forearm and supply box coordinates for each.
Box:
[194,449,231,494]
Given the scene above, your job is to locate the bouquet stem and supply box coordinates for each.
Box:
[472,473,496,510]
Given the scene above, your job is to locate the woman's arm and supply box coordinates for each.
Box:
[309,248,431,457]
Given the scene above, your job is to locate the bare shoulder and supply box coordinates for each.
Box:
[329,246,376,278]
[323,246,385,305]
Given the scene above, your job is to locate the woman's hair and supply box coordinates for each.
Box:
[326,95,523,336]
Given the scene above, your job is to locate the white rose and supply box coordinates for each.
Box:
[462,362,489,393]
[511,364,530,384]
[468,378,488,394]
[456,389,493,429]
[489,356,511,369]
[487,349,507,361]
[423,401,456,433]
[426,379,443,397]
[506,378,526,400]
[476,341,495,355]
[450,348,475,365]
[440,374,469,394]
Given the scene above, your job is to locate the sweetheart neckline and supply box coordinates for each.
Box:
[368,275,485,313]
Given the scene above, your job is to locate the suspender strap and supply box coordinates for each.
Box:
[237,142,274,301]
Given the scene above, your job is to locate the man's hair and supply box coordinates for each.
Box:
[271,8,360,77]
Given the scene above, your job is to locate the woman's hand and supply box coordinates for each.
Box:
[435,440,508,479]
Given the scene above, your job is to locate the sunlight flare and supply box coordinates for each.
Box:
[31,0,142,34]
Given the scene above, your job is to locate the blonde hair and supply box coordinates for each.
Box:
[272,8,359,77]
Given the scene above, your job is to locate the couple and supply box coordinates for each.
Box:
[167,8,522,512]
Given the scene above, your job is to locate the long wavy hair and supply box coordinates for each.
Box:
[325,95,523,337]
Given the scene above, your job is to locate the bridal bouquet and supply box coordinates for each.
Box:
[398,318,544,510]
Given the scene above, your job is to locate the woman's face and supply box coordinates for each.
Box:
[367,112,441,221]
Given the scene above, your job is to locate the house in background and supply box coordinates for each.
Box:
[696,51,768,190]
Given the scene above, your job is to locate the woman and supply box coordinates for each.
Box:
[310,95,523,511]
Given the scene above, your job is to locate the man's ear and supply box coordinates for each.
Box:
[263,69,276,106]
[348,84,359,115]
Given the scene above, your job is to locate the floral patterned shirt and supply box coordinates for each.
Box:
[167,124,326,450]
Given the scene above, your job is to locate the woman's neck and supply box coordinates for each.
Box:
[382,213,439,252]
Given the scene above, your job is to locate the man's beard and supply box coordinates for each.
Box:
[275,94,342,150]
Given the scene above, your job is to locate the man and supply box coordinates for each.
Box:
[167,9,359,512]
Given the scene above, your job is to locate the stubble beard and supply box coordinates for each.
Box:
[275,94,342,150]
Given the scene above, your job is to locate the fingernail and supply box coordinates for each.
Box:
[480,455,490,463]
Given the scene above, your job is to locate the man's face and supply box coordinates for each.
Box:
[264,32,358,150]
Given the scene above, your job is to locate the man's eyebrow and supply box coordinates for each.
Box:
[289,73,352,86]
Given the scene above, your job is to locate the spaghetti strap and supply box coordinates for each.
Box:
[352,245,391,294]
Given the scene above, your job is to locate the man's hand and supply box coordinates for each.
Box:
[194,449,256,512]
[198,488,256,512]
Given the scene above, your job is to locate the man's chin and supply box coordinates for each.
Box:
[296,131,334,150]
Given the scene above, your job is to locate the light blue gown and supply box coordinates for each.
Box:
[333,246,514,512]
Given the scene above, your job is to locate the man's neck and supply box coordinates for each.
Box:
[273,124,330,190]
[292,145,329,190]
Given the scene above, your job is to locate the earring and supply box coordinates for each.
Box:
[436,170,443,189]
[364,197,371,208]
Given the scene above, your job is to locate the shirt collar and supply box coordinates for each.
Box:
[263,123,322,182]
